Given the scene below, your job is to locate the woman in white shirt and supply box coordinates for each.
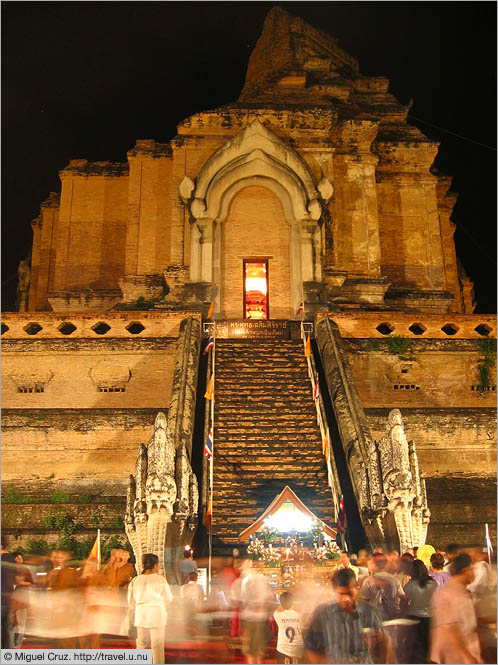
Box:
[127,554,173,664]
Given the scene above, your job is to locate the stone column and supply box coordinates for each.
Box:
[289,220,303,314]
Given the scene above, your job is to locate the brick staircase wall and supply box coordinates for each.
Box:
[212,339,335,551]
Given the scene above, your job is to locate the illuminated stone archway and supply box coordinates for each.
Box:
[181,119,332,316]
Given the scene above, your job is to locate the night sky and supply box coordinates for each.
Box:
[3,2,496,313]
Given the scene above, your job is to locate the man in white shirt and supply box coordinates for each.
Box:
[359,553,406,619]
[273,591,303,664]
[180,571,205,637]
[180,571,205,609]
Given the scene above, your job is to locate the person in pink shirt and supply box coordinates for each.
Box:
[431,553,482,664]
[429,553,451,587]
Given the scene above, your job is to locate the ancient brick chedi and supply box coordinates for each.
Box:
[2,8,496,557]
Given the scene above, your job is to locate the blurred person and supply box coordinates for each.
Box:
[468,549,496,664]
[273,591,303,664]
[221,556,240,594]
[356,549,370,583]
[110,549,134,589]
[337,551,359,581]
[404,548,415,557]
[206,571,229,634]
[386,549,400,574]
[431,552,481,664]
[77,557,102,649]
[181,571,205,637]
[240,560,274,664]
[179,548,197,586]
[394,552,414,589]
[404,559,437,662]
[360,553,406,620]
[1,537,16,648]
[443,543,461,573]
[46,549,82,648]
[128,553,172,665]
[181,571,204,609]
[304,567,392,664]
[12,552,33,648]
[468,548,492,598]
[429,552,451,587]
[292,578,334,630]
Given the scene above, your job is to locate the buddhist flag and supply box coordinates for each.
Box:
[206,300,215,320]
[305,335,311,358]
[203,337,214,355]
[313,374,320,401]
[337,496,346,534]
[296,302,304,317]
[204,375,214,402]
[204,499,212,531]
[204,429,213,459]
[322,426,330,460]
[87,529,101,570]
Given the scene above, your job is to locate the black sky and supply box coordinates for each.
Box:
[3,1,496,313]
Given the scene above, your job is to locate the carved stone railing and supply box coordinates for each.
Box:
[125,317,201,576]
[300,321,341,517]
[315,317,430,550]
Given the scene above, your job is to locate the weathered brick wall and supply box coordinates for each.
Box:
[377,180,446,290]
[54,163,129,292]
[1,312,201,483]
[1,409,158,483]
[1,483,127,550]
[2,341,176,409]
[223,186,291,319]
[126,142,174,276]
[28,194,60,311]
[346,343,496,409]
[425,476,497,549]
[366,408,496,477]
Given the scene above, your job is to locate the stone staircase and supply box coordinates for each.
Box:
[212,338,335,551]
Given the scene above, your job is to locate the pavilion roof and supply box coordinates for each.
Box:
[239,485,337,541]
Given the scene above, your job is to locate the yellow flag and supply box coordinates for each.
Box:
[305,335,311,358]
[204,375,215,402]
[204,499,212,531]
[322,428,330,460]
[206,300,215,319]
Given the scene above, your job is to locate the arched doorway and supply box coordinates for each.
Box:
[223,186,291,319]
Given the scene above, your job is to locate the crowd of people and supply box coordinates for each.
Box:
[1,536,496,665]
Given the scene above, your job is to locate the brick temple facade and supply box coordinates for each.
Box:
[2,8,496,553]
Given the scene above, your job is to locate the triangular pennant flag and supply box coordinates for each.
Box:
[87,530,101,570]
[206,300,215,320]
[204,375,215,402]
[313,374,319,401]
[203,337,214,355]
[305,335,311,358]
[204,429,213,459]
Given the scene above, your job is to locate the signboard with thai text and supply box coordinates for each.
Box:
[209,320,291,339]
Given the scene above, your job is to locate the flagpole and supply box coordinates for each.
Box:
[208,316,216,596]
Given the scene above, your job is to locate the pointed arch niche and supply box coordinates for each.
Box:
[182,120,330,316]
